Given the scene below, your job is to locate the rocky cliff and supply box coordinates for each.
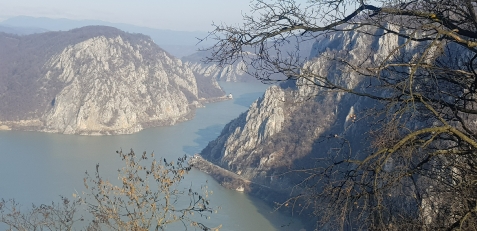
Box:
[0,26,225,135]
[198,17,473,230]
[182,51,256,82]
[200,24,407,198]
[182,38,315,83]
[200,83,358,193]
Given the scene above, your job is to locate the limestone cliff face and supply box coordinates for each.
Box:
[200,24,408,191]
[199,24,458,230]
[201,83,342,188]
[0,26,224,134]
[204,86,286,166]
[182,38,315,83]
[182,51,256,82]
[42,35,197,135]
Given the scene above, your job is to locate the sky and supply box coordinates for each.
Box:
[0,0,253,32]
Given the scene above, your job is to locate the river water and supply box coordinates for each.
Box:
[0,82,303,231]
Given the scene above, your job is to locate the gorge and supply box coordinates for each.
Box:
[0,25,306,230]
[0,23,387,230]
[2,0,477,229]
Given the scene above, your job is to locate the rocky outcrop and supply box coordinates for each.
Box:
[199,23,467,230]
[203,85,286,168]
[200,24,405,197]
[201,83,345,189]
[0,26,225,135]
[182,37,316,83]
[182,51,257,82]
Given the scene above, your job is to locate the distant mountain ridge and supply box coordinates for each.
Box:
[1,16,293,83]
[0,26,225,135]
[0,25,48,35]
[182,35,316,83]
[182,50,257,82]
[1,16,213,58]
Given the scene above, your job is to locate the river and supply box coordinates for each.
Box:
[0,81,303,231]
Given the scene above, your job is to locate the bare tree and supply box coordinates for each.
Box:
[0,150,220,231]
[83,150,219,231]
[207,0,477,230]
[0,197,82,231]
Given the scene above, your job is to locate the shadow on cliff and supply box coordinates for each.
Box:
[271,95,379,230]
[183,124,224,155]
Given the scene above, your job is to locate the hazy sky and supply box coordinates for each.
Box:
[0,0,253,31]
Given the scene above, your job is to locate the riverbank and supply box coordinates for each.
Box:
[190,154,312,230]
[190,154,251,192]
[0,95,231,136]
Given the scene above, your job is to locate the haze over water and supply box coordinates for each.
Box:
[0,81,303,231]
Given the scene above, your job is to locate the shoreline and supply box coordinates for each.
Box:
[190,153,313,230]
[0,95,230,136]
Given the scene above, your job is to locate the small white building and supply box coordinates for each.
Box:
[236,185,244,192]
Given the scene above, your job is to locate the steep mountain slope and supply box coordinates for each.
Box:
[199,25,406,199]
[182,51,256,82]
[182,38,316,82]
[0,26,224,135]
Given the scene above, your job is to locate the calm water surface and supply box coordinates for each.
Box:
[0,82,303,231]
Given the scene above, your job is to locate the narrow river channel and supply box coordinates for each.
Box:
[0,81,303,231]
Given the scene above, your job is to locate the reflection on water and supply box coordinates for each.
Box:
[183,124,224,154]
[0,81,303,230]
